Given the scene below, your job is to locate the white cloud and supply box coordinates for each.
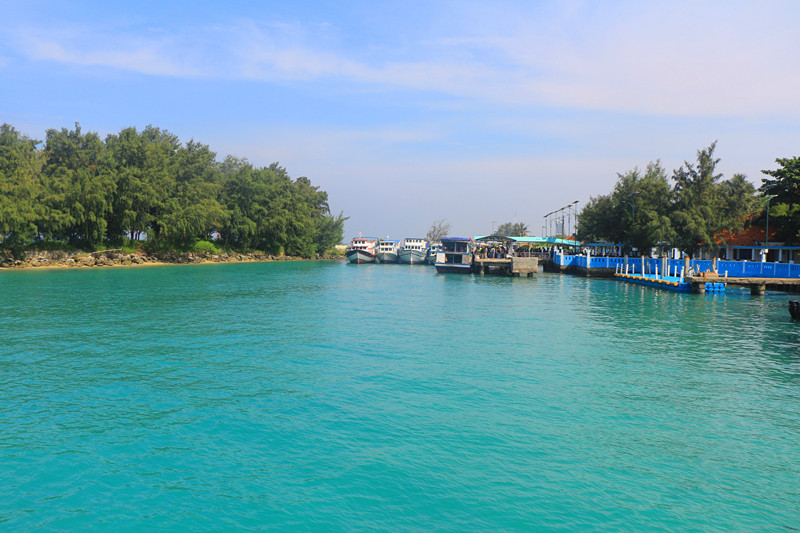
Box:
[504,2,799,116]
[6,2,800,117]
[13,27,199,77]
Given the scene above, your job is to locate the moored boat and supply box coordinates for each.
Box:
[376,239,400,263]
[398,238,429,264]
[345,237,378,264]
[426,243,441,265]
[435,237,474,273]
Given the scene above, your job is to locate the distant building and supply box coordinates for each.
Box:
[704,225,800,263]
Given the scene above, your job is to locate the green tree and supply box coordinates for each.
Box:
[283,176,325,256]
[105,125,181,245]
[218,162,344,256]
[760,156,800,203]
[624,162,674,251]
[496,221,528,236]
[218,159,261,250]
[314,211,348,252]
[40,123,115,249]
[253,164,294,254]
[151,139,227,250]
[718,173,757,237]
[577,161,674,251]
[669,142,756,255]
[760,156,800,241]
[576,194,617,243]
[0,124,43,250]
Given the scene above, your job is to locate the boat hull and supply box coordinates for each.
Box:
[346,250,376,264]
[376,252,399,263]
[435,262,473,274]
[435,248,473,274]
[398,249,427,264]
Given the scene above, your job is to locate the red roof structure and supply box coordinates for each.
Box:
[713,225,774,246]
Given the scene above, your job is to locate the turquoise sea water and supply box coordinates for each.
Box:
[2,261,800,532]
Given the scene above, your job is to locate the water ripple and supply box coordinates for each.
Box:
[1,263,800,532]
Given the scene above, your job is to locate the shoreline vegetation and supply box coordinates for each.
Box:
[573,144,800,256]
[574,142,761,255]
[0,248,345,270]
[0,123,347,259]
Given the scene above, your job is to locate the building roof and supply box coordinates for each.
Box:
[714,225,769,246]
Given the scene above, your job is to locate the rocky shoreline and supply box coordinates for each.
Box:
[0,249,344,269]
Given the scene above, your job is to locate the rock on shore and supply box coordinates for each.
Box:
[0,249,343,269]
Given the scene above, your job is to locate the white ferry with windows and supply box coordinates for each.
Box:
[435,237,474,273]
[376,239,400,263]
[398,238,429,264]
[345,236,378,264]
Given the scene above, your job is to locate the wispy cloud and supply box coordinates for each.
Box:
[5,2,800,117]
[12,26,199,77]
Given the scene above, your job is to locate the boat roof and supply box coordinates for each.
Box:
[441,237,473,242]
[474,235,580,246]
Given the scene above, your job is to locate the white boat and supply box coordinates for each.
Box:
[426,243,441,265]
[398,238,429,264]
[376,239,400,263]
[345,237,378,264]
[435,237,474,273]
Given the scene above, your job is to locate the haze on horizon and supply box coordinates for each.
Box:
[2,0,799,241]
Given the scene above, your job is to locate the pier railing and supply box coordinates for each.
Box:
[553,253,800,279]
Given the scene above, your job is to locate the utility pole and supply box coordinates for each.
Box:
[765,195,776,261]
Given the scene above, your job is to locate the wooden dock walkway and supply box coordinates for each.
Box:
[685,274,800,295]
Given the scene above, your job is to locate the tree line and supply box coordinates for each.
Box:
[576,142,766,255]
[495,222,529,236]
[0,123,346,256]
[759,155,800,242]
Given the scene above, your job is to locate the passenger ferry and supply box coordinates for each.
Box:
[345,236,378,264]
[398,238,429,264]
[376,239,400,263]
[435,237,474,273]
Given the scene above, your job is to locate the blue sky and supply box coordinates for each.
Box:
[2,0,799,240]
